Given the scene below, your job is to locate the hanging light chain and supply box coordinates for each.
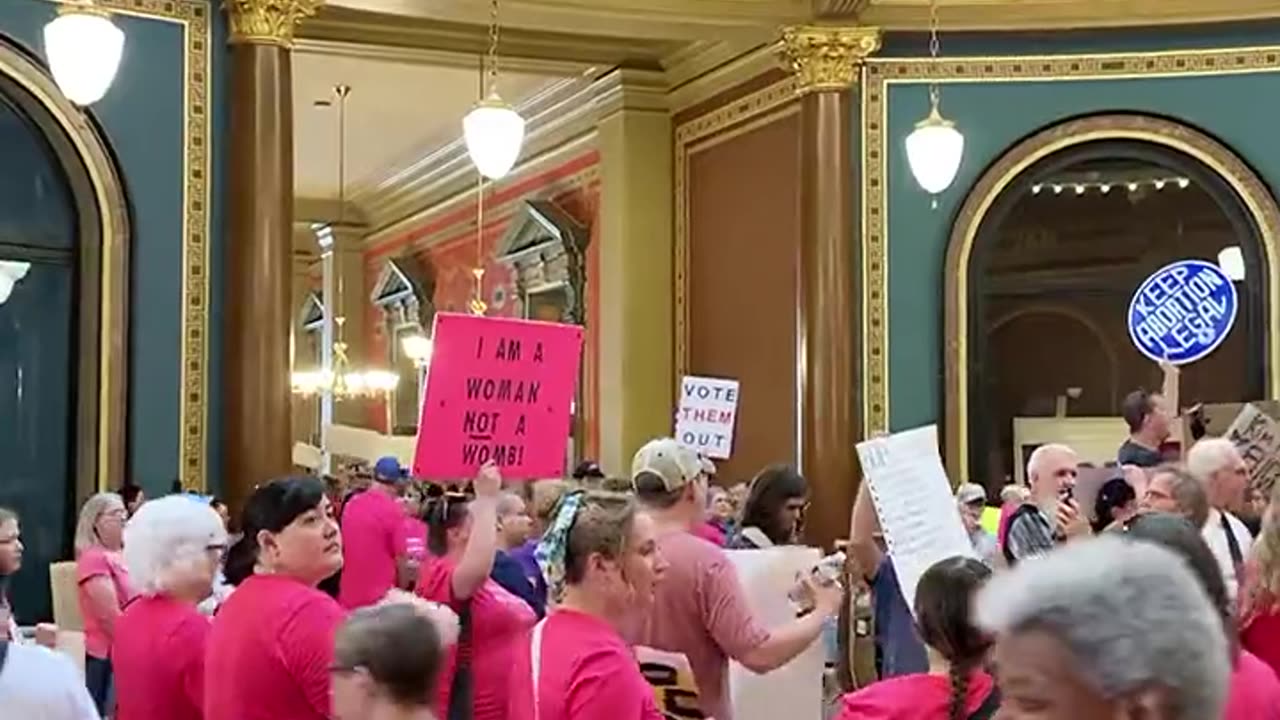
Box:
[927,0,941,109]
[485,0,501,96]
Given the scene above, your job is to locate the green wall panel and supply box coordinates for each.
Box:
[881,70,1280,430]
[0,0,226,497]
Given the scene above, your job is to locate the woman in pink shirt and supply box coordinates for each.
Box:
[508,491,669,720]
[74,491,136,715]
[1242,498,1280,677]
[205,476,346,720]
[113,495,228,720]
[837,556,997,720]
[417,462,536,720]
[1126,512,1280,720]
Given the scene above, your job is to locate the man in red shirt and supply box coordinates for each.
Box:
[338,457,412,609]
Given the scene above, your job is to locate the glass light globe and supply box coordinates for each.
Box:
[44,7,125,106]
[0,260,30,305]
[905,104,965,195]
[400,333,434,365]
[463,92,526,180]
[1218,245,1246,281]
[0,273,13,305]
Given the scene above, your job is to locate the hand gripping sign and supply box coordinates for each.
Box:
[1126,259,1238,365]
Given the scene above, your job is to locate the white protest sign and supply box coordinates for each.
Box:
[675,376,740,459]
[1225,403,1280,498]
[726,546,824,720]
[855,425,974,614]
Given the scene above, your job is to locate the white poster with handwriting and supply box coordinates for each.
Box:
[726,546,824,720]
[856,425,975,614]
[675,376,740,459]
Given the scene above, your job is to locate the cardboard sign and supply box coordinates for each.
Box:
[1127,259,1238,365]
[856,425,975,613]
[636,646,706,719]
[1225,403,1280,497]
[412,313,583,480]
[726,546,824,720]
[675,376,740,459]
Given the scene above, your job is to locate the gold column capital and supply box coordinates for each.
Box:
[778,25,882,94]
[224,0,323,47]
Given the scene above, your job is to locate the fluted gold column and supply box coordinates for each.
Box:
[780,26,881,549]
[223,0,321,514]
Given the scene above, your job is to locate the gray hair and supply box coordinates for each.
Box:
[1000,484,1030,504]
[496,492,525,518]
[74,492,125,555]
[1151,464,1210,529]
[1186,438,1240,484]
[1025,443,1075,485]
[976,536,1229,720]
[123,495,227,595]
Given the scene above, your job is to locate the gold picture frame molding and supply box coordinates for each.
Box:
[673,76,799,377]
[92,0,213,491]
[861,46,1280,479]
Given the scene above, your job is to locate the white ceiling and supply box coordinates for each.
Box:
[293,51,585,202]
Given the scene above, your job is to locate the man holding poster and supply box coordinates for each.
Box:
[630,438,841,720]
[412,314,583,481]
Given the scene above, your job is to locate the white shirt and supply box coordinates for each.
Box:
[1202,508,1255,604]
[0,643,99,720]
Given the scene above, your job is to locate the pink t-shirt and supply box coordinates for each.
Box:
[1243,603,1280,678]
[113,594,209,720]
[76,546,136,659]
[404,516,428,563]
[837,670,996,720]
[693,522,726,547]
[1225,650,1280,720]
[508,610,663,720]
[418,555,538,720]
[635,531,770,720]
[204,574,346,720]
[339,487,409,609]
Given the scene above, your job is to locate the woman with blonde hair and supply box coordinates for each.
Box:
[508,491,668,719]
[112,495,227,719]
[74,491,136,714]
[1241,484,1280,676]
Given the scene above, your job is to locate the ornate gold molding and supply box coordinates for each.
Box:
[225,0,323,47]
[778,25,881,94]
[93,0,212,491]
[858,47,1280,475]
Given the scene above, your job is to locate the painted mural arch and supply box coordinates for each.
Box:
[942,113,1280,480]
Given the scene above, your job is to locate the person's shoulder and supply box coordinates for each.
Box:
[838,673,942,718]
[3,642,79,678]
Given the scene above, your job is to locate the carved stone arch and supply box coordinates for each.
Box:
[370,254,436,331]
[299,291,325,333]
[497,199,590,324]
[943,113,1280,479]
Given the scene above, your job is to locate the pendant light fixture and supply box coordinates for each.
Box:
[905,0,964,199]
[463,0,525,180]
[43,0,125,106]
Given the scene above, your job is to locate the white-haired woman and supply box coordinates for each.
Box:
[977,535,1230,720]
[74,491,136,715]
[111,495,227,720]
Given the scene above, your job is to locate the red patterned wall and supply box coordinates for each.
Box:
[362,150,601,459]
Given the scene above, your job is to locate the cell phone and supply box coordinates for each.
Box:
[1060,486,1074,503]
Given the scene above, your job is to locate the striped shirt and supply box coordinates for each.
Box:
[1005,505,1058,564]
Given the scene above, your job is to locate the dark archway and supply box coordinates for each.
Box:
[943,115,1279,486]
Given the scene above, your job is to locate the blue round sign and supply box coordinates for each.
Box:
[1127,259,1238,365]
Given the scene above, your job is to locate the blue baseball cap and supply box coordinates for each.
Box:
[373,456,408,483]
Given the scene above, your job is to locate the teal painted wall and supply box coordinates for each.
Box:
[878,59,1280,431]
[0,0,227,497]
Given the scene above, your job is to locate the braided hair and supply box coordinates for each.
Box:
[914,556,993,720]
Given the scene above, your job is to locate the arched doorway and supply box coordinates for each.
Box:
[0,36,129,622]
[943,114,1280,487]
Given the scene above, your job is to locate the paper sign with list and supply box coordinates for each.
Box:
[855,425,975,614]
[675,375,740,460]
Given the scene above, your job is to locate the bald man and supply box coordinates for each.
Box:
[1003,444,1092,565]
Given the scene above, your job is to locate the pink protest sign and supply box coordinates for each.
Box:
[413,313,584,480]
